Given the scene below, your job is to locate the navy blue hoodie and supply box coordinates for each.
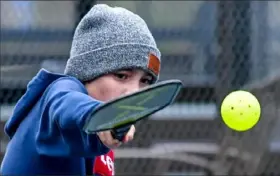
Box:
[0,69,110,175]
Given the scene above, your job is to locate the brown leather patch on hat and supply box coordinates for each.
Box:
[147,53,160,76]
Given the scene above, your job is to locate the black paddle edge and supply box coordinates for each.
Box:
[83,79,183,134]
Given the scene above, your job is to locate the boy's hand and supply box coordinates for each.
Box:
[97,125,135,149]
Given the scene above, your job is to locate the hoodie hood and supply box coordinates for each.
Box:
[4,69,68,138]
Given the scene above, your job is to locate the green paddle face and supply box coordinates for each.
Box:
[83,80,183,134]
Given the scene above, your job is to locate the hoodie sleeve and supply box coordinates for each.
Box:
[35,77,110,157]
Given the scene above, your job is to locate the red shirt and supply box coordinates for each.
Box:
[93,150,115,176]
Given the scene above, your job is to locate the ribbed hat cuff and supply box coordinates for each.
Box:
[64,44,161,83]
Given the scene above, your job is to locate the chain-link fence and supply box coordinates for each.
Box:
[1,1,280,175]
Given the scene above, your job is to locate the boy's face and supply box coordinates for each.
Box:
[85,69,153,102]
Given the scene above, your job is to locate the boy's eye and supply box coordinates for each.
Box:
[141,78,153,85]
[113,73,128,80]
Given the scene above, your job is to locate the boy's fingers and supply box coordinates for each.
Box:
[98,131,121,148]
[124,125,135,142]
[104,131,120,145]
[98,125,136,147]
[97,132,105,143]
[128,125,135,137]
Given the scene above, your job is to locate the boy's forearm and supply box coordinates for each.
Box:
[37,78,109,157]
[49,90,100,130]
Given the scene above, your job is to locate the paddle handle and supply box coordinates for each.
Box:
[111,125,131,141]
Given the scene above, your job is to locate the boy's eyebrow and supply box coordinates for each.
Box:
[117,68,133,72]
[116,69,153,78]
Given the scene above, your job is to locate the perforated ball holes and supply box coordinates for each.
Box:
[230,106,236,120]
[239,99,244,116]
[248,104,255,116]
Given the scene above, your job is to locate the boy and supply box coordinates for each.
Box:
[0,4,161,176]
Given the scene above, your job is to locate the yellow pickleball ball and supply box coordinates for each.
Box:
[221,90,261,131]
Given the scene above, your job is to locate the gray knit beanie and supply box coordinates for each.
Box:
[64,4,161,83]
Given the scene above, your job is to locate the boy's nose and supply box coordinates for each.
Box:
[123,84,140,96]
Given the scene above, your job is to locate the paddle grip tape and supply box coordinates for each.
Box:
[111,125,131,141]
